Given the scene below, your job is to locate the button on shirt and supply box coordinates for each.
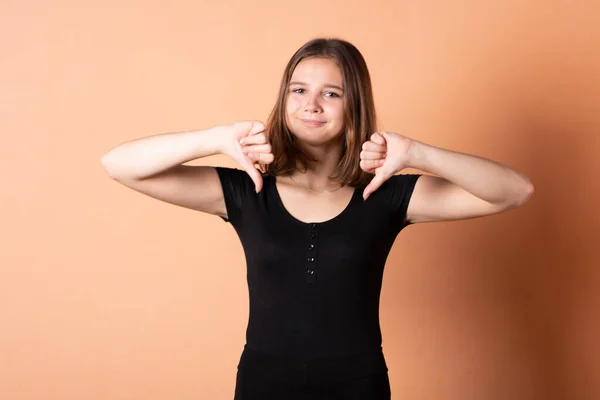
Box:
[216,167,421,360]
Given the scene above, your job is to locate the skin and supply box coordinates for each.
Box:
[241,57,365,191]
[102,45,533,225]
[282,57,350,191]
[237,57,534,223]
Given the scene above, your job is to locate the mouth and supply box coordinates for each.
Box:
[299,119,326,127]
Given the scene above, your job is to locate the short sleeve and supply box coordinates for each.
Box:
[215,167,253,224]
[387,173,422,231]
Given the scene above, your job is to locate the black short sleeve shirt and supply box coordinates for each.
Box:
[216,167,421,360]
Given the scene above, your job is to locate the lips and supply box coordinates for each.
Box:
[300,119,326,127]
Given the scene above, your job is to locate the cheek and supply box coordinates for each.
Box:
[326,104,344,123]
[284,102,296,126]
[286,97,301,114]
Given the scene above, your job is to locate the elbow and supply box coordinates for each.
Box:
[100,153,122,181]
[513,181,535,207]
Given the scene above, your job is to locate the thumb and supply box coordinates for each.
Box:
[247,120,265,136]
[363,171,388,200]
[239,155,263,193]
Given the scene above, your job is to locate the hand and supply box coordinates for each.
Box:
[224,120,274,193]
[360,132,414,200]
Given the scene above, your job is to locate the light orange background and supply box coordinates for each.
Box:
[1,1,599,399]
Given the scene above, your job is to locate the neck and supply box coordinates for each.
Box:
[291,140,345,190]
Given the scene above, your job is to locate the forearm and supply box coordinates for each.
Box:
[100,125,229,180]
[407,140,534,205]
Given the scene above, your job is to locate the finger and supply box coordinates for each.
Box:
[238,154,263,193]
[248,169,264,193]
[241,143,272,154]
[370,132,386,145]
[360,159,385,171]
[240,133,267,145]
[363,172,388,200]
[258,153,275,164]
[362,141,386,153]
[360,150,386,160]
[247,152,275,164]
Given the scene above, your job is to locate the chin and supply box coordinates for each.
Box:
[291,130,343,148]
[287,120,343,143]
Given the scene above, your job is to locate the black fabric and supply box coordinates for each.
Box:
[234,344,391,399]
[215,166,420,361]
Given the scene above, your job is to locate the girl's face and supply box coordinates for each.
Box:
[285,57,345,147]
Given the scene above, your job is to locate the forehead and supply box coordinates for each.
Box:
[291,57,343,85]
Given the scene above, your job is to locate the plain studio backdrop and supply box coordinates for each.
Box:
[1,1,598,399]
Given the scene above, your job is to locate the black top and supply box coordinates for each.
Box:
[216,167,421,360]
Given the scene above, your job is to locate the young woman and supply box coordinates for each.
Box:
[101,38,534,399]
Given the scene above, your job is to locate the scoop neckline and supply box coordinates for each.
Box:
[269,175,361,227]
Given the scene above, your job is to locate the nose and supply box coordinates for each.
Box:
[303,92,322,113]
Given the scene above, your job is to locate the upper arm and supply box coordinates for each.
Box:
[109,165,228,218]
[405,175,516,224]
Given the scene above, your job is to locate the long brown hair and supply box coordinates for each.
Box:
[260,38,378,188]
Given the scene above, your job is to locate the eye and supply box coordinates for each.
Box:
[291,88,305,94]
[324,91,340,98]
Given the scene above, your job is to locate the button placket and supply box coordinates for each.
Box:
[305,223,318,283]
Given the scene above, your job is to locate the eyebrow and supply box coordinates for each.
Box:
[289,81,344,91]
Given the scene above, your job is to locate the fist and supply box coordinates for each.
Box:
[360,131,413,200]
[227,120,274,193]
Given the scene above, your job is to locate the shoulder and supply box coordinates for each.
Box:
[215,166,249,181]
[380,173,422,197]
[215,166,265,186]
[214,167,255,201]
[215,166,273,197]
[385,173,422,186]
[215,167,270,224]
[372,173,422,213]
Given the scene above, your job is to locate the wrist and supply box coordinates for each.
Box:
[406,139,427,169]
[208,124,236,155]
